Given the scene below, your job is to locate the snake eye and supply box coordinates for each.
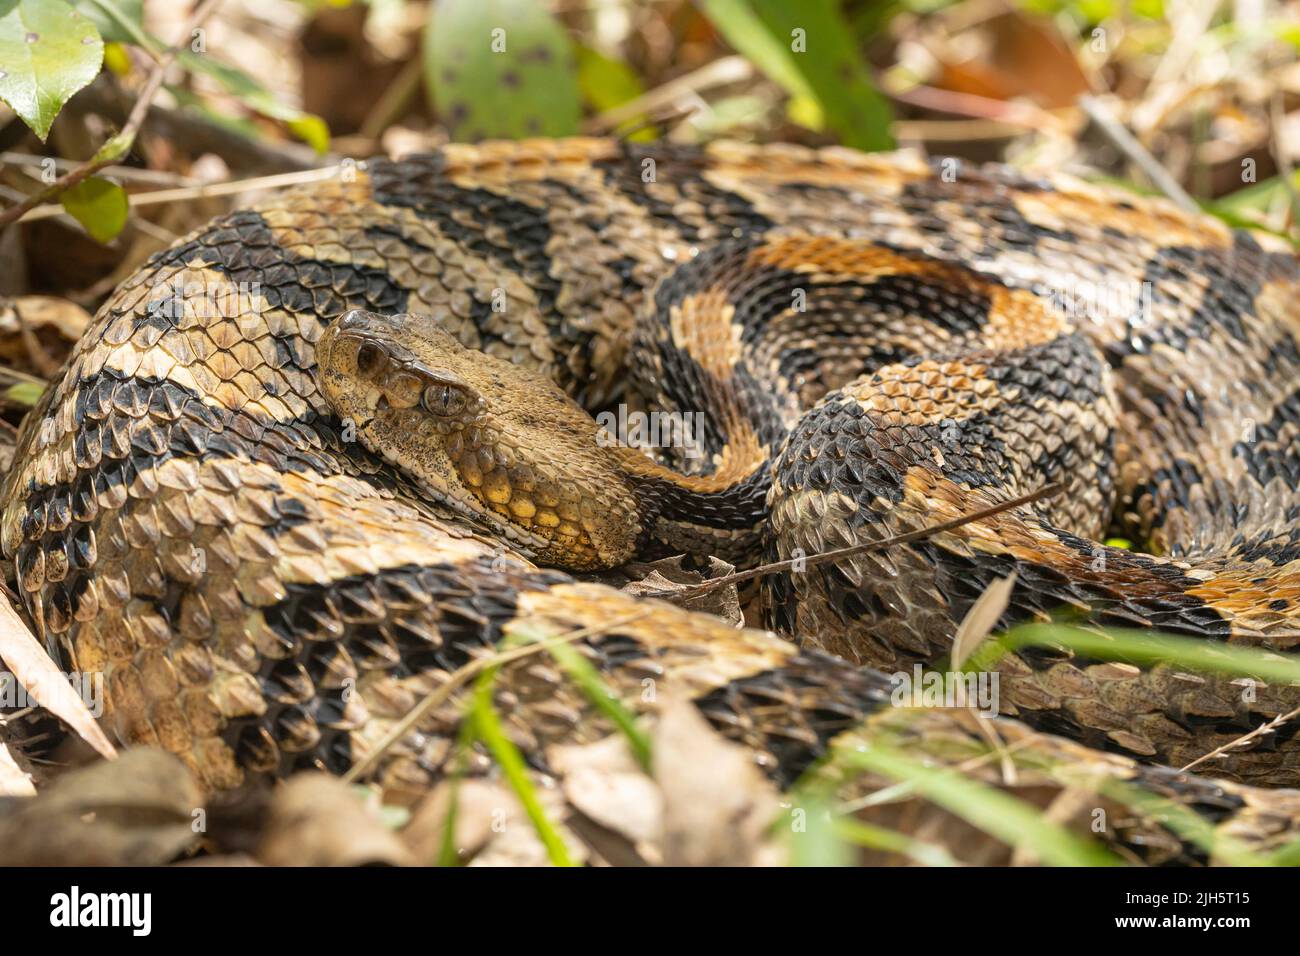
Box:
[355,343,383,377]
[422,382,469,416]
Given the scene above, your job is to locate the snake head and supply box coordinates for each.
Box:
[316,310,643,569]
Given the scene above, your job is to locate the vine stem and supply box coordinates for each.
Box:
[0,0,224,232]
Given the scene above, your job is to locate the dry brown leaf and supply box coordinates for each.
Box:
[470,817,589,867]
[652,696,779,866]
[929,9,1091,109]
[0,591,116,760]
[257,773,413,866]
[0,748,200,865]
[403,778,520,865]
[950,571,1017,671]
[0,295,90,341]
[0,740,35,797]
[549,734,662,847]
[621,554,743,626]
[0,296,91,375]
[404,774,592,867]
[0,427,18,479]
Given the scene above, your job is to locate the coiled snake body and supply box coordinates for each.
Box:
[6,138,1300,860]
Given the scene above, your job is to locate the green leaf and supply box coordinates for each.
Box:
[0,0,105,141]
[3,380,46,407]
[60,174,127,243]
[167,85,266,141]
[575,44,656,142]
[178,51,330,153]
[575,44,642,113]
[77,0,145,48]
[284,114,330,155]
[697,0,812,100]
[101,39,129,75]
[698,0,894,151]
[423,0,581,141]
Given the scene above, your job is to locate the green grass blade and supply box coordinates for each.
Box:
[542,638,653,772]
[997,623,1300,685]
[831,817,961,867]
[1266,836,1300,866]
[469,667,575,867]
[780,795,854,867]
[835,743,1122,866]
[1092,776,1268,867]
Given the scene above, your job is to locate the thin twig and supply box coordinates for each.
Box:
[13,166,346,223]
[9,302,59,379]
[887,84,1064,133]
[340,609,651,783]
[1079,95,1199,215]
[585,55,752,133]
[641,482,1063,602]
[358,56,425,142]
[0,365,49,389]
[0,151,197,187]
[615,103,704,142]
[1180,703,1300,774]
[0,152,198,186]
[0,0,224,231]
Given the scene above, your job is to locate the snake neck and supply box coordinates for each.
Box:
[609,438,774,570]
[598,363,800,570]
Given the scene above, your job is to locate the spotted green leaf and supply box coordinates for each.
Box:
[60,174,127,243]
[0,0,104,141]
[423,0,580,141]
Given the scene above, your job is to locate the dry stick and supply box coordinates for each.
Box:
[642,482,1064,602]
[585,55,753,133]
[1078,95,1200,215]
[10,301,60,379]
[358,56,425,142]
[341,609,652,784]
[0,151,198,186]
[614,102,704,142]
[887,84,1063,133]
[0,0,224,231]
[1180,703,1300,775]
[14,166,345,223]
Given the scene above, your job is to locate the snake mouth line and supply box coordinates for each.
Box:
[397,456,553,559]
